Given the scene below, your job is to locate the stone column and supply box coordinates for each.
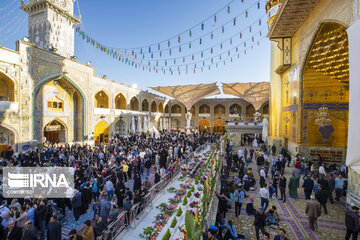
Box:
[186,111,192,133]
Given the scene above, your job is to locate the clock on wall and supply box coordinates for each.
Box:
[52,0,71,12]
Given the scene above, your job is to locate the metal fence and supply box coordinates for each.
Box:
[96,144,208,240]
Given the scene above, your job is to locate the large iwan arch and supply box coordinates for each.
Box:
[32,74,87,141]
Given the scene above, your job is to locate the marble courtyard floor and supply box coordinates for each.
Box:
[226,148,346,240]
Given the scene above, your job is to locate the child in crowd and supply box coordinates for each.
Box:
[269,182,275,199]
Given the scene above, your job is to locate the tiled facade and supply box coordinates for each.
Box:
[267,0,358,164]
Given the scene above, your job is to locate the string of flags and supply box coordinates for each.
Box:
[81,28,267,75]
[76,14,267,65]
[76,0,264,55]
[151,36,267,75]
[75,0,267,75]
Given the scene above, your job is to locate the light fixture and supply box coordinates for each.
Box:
[100,115,105,119]
[103,75,107,79]
[53,80,59,86]
[315,105,331,128]
[70,56,77,60]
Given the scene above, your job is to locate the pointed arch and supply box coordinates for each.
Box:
[246,104,255,117]
[151,101,157,112]
[142,99,149,111]
[94,120,109,144]
[199,104,210,114]
[130,96,139,111]
[115,93,126,110]
[32,74,87,141]
[95,90,109,108]
[0,71,16,101]
[0,123,18,152]
[214,104,225,116]
[301,21,349,147]
[171,104,181,113]
[159,102,164,113]
[230,103,241,115]
[164,104,169,113]
[43,118,68,143]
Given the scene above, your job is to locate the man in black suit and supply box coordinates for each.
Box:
[47,216,61,240]
[22,221,38,240]
[72,189,82,221]
[5,221,22,240]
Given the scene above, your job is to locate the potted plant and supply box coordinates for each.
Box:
[161,228,171,240]
[170,217,177,228]
[139,226,155,239]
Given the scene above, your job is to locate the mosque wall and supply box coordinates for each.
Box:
[268,0,356,163]
[0,41,174,149]
[2,40,264,149]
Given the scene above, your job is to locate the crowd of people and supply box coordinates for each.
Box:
[203,137,350,240]
[0,131,219,240]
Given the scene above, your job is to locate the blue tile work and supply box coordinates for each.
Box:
[282,103,348,112]
[303,103,349,110]
[282,104,298,112]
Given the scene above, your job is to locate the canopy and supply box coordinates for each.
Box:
[149,83,220,110]
[222,82,270,110]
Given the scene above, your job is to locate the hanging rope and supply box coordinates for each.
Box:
[0,0,19,13]
[0,11,26,32]
[0,14,26,42]
[77,0,263,53]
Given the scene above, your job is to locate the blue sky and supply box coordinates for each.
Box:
[0,0,270,97]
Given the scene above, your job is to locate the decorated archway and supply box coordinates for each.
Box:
[171,104,181,113]
[130,96,139,111]
[94,120,109,144]
[32,74,86,142]
[246,104,255,120]
[213,119,226,133]
[230,103,242,115]
[301,22,349,147]
[115,93,126,110]
[199,104,210,114]
[142,99,149,111]
[115,119,126,135]
[199,119,210,132]
[43,119,67,143]
[214,104,225,117]
[0,72,15,101]
[159,103,164,113]
[95,90,109,108]
[151,101,157,112]
[0,125,16,154]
